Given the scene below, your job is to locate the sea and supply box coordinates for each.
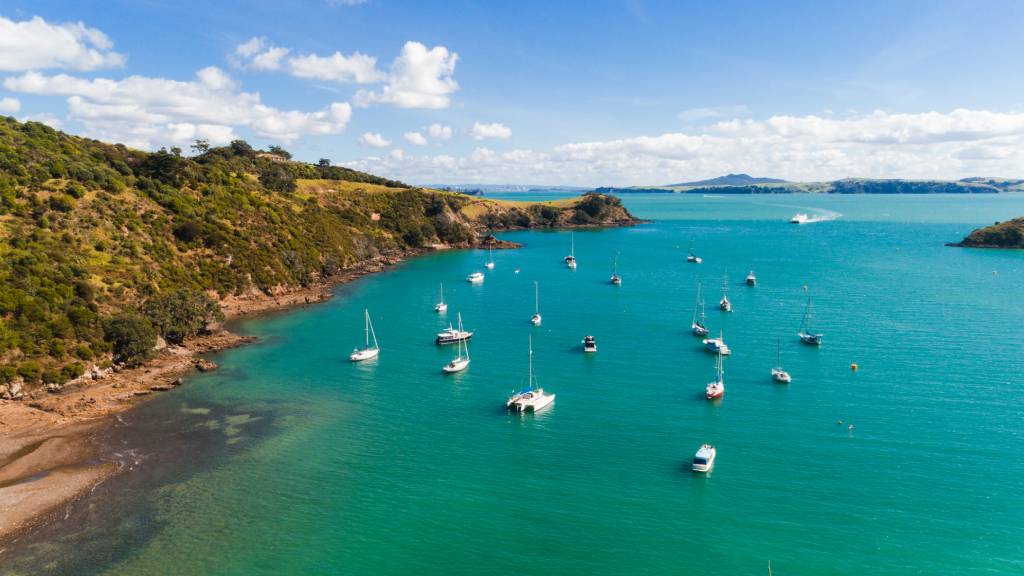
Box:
[4,192,1023,575]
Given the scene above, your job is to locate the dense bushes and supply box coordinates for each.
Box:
[141,289,223,345]
[103,313,156,365]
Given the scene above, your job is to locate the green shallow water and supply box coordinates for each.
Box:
[7,194,1024,575]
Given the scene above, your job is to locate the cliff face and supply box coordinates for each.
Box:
[0,118,637,386]
[953,218,1024,249]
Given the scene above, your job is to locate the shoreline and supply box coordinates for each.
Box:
[0,222,637,547]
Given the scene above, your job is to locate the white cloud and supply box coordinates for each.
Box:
[404,131,428,146]
[234,37,290,71]
[677,105,750,122]
[389,148,405,160]
[354,41,458,109]
[4,68,352,147]
[427,123,452,140]
[288,51,385,83]
[0,15,125,71]
[470,121,511,140]
[347,109,1024,186]
[359,132,391,147]
[0,97,20,113]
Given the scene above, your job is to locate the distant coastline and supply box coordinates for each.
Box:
[597,176,1024,195]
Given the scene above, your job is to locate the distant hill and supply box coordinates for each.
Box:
[665,173,787,187]
[597,177,1024,195]
[951,217,1024,249]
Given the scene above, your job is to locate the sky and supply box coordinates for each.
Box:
[2,0,1024,186]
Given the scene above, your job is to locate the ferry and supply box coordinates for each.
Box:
[692,444,717,472]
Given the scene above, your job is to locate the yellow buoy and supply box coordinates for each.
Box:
[850,363,858,372]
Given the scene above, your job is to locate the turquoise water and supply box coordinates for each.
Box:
[8,194,1024,575]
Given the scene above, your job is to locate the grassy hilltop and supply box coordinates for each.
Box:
[0,117,634,389]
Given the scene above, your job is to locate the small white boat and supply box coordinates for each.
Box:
[686,246,702,264]
[530,281,542,326]
[442,313,470,373]
[610,253,622,285]
[703,330,731,355]
[705,350,725,400]
[719,272,732,312]
[507,336,555,413]
[436,322,473,345]
[772,337,791,383]
[582,335,597,353]
[466,271,484,284]
[434,282,448,313]
[746,270,757,286]
[790,213,810,224]
[485,247,495,270]
[565,233,577,269]
[798,295,823,346]
[691,281,709,337]
[692,444,717,472]
[349,309,380,362]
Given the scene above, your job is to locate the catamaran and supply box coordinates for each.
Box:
[692,444,717,472]
[530,281,542,326]
[610,253,622,285]
[798,295,823,345]
[466,271,484,283]
[703,330,731,355]
[564,233,577,269]
[719,272,732,312]
[349,309,380,362]
[434,282,448,313]
[772,337,791,383]
[507,336,555,413]
[706,349,725,400]
[485,247,495,270]
[442,313,470,373]
[746,270,757,286]
[691,281,709,336]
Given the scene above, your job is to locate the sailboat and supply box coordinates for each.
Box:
[719,272,732,312]
[798,295,823,345]
[485,247,495,270]
[349,309,379,361]
[530,281,542,326]
[434,282,447,313]
[442,313,470,373]
[706,349,725,400]
[772,337,792,383]
[691,281,709,336]
[507,336,555,412]
[564,233,577,269]
[610,253,622,285]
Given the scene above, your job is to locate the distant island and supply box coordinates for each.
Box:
[951,217,1024,249]
[598,174,1024,195]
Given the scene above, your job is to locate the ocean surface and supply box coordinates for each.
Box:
[5,193,1024,575]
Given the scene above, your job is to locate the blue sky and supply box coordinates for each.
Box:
[2,0,1024,185]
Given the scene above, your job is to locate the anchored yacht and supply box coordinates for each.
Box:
[507,336,555,413]
[349,309,380,362]
[692,444,717,472]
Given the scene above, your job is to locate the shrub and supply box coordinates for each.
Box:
[141,289,223,345]
[103,313,157,365]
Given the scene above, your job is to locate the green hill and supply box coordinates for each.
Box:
[0,117,635,389]
[952,218,1024,249]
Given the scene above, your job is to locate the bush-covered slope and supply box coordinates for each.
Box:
[953,218,1024,249]
[0,117,635,387]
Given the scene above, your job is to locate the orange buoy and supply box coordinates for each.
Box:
[850,362,858,372]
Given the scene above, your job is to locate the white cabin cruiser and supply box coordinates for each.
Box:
[746,270,757,286]
[703,331,731,356]
[436,323,473,345]
[692,444,717,472]
[582,335,597,353]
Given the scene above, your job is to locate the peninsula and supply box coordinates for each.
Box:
[951,217,1024,249]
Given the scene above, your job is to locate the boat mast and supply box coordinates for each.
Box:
[534,281,539,314]
[776,337,782,368]
[571,233,575,258]
[693,281,702,324]
[457,313,467,360]
[528,335,534,390]
[439,282,444,305]
[802,296,813,331]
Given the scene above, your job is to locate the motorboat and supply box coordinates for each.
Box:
[746,270,757,286]
[790,213,810,224]
[582,335,597,353]
[692,444,717,472]
[436,323,473,345]
[466,271,484,284]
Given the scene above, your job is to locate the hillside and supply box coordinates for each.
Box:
[952,217,1024,249]
[0,117,635,392]
[665,173,787,187]
[597,176,1024,195]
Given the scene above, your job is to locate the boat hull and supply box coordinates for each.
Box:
[436,333,473,345]
[349,348,379,362]
[442,359,470,373]
[798,332,823,346]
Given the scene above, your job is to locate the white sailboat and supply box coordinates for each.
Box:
[507,336,555,412]
[798,295,823,345]
[691,281,709,336]
[706,349,725,400]
[485,247,495,269]
[610,253,622,285]
[466,271,484,283]
[442,313,470,373]
[434,282,448,313]
[719,272,732,312]
[772,337,792,383]
[349,309,379,362]
[530,281,542,326]
[565,233,577,269]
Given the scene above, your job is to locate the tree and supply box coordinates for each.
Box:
[260,164,296,193]
[104,313,157,365]
[142,289,223,345]
[267,145,292,159]
[229,139,255,158]
[191,139,210,156]
[318,158,331,168]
